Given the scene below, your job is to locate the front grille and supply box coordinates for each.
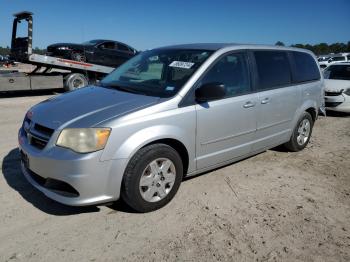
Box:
[325,101,342,108]
[34,123,54,137]
[30,136,48,149]
[22,119,54,150]
[325,91,343,96]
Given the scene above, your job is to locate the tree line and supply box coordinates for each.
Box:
[275,41,350,55]
[0,46,46,56]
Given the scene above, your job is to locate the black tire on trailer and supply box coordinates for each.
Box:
[64,73,88,91]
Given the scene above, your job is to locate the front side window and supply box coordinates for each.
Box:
[101,49,213,97]
[199,53,251,98]
[292,51,320,82]
[100,42,115,49]
[324,65,350,80]
[254,51,291,90]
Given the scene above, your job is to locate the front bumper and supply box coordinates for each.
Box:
[325,93,350,113]
[18,127,128,206]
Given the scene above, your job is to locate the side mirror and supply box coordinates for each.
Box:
[195,82,226,103]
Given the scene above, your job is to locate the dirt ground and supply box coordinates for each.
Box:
[0,92,349,262]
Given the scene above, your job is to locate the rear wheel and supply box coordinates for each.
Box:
[284,112,313,152]
[122,144,183,212]
[64,73,88,91]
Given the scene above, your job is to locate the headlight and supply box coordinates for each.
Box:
[56,128,111,153]
[57,46,71,50]
[344,88,350,96]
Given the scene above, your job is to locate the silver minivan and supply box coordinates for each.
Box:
[18,44,324,212]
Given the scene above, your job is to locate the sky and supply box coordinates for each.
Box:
[0,0,349,50]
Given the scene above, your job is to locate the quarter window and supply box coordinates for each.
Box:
[200,53,251,98]
[254,51,291,90]
[292,51,320,82]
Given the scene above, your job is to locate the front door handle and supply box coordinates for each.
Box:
[243,101,255,108]
[261,98,270,104]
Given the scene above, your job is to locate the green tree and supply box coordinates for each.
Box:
[275,41,285,46]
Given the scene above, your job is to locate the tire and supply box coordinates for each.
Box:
[284,112,314,152]
[64,73,88,91]
[121,144,183,213]
[70,51,86,62]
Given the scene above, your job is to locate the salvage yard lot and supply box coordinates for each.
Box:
[0,93,349,262]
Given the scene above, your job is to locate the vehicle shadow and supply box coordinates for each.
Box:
[2,148,100,215]
[325,110,350,118]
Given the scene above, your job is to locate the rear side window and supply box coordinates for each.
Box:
[292,51,320,83]
[254,51,291,90]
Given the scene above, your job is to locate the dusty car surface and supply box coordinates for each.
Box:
[47,39,137,67]
[324,63,350,113]
[18,43,324,212]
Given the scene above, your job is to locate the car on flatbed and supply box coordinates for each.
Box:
[18,43,324,212]
[47,40,138,68]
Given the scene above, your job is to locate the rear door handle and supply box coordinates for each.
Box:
[243,101,255,108]
[261,98,270,104]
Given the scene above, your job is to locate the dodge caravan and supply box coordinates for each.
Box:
[18,44,324,212]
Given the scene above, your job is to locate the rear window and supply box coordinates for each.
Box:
[254,51,291,90]
[292,51,320,83]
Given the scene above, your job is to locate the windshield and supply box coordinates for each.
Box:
[324,65,350,80]
[331,56,345,61]
[100,49,213,97]
[82,40,102,45]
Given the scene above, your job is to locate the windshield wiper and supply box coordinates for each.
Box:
[100,83,146,95]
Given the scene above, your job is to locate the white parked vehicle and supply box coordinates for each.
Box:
[324,62,350,113]
[319,54,350,69]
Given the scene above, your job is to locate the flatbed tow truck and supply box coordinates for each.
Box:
[0,11,115,92]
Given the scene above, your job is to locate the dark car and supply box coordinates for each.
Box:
[47,39,137,68]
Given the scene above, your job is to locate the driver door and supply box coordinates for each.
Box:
[195,52,258,170]
[94,41,117,66]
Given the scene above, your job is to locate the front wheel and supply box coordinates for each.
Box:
[284,112,314,152]
[121,144,183,212]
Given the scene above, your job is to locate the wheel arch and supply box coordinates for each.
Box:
[292,100,318,128]
[103,125,194,175]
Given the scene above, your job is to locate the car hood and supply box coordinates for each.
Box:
[29,86,160,130]
[324,79,350,92]
[47,43,84,49]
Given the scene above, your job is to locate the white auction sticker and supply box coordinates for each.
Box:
[169,61,194,69]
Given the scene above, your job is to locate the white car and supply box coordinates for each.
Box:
[320,54,350,69]
[324,63,350,113]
